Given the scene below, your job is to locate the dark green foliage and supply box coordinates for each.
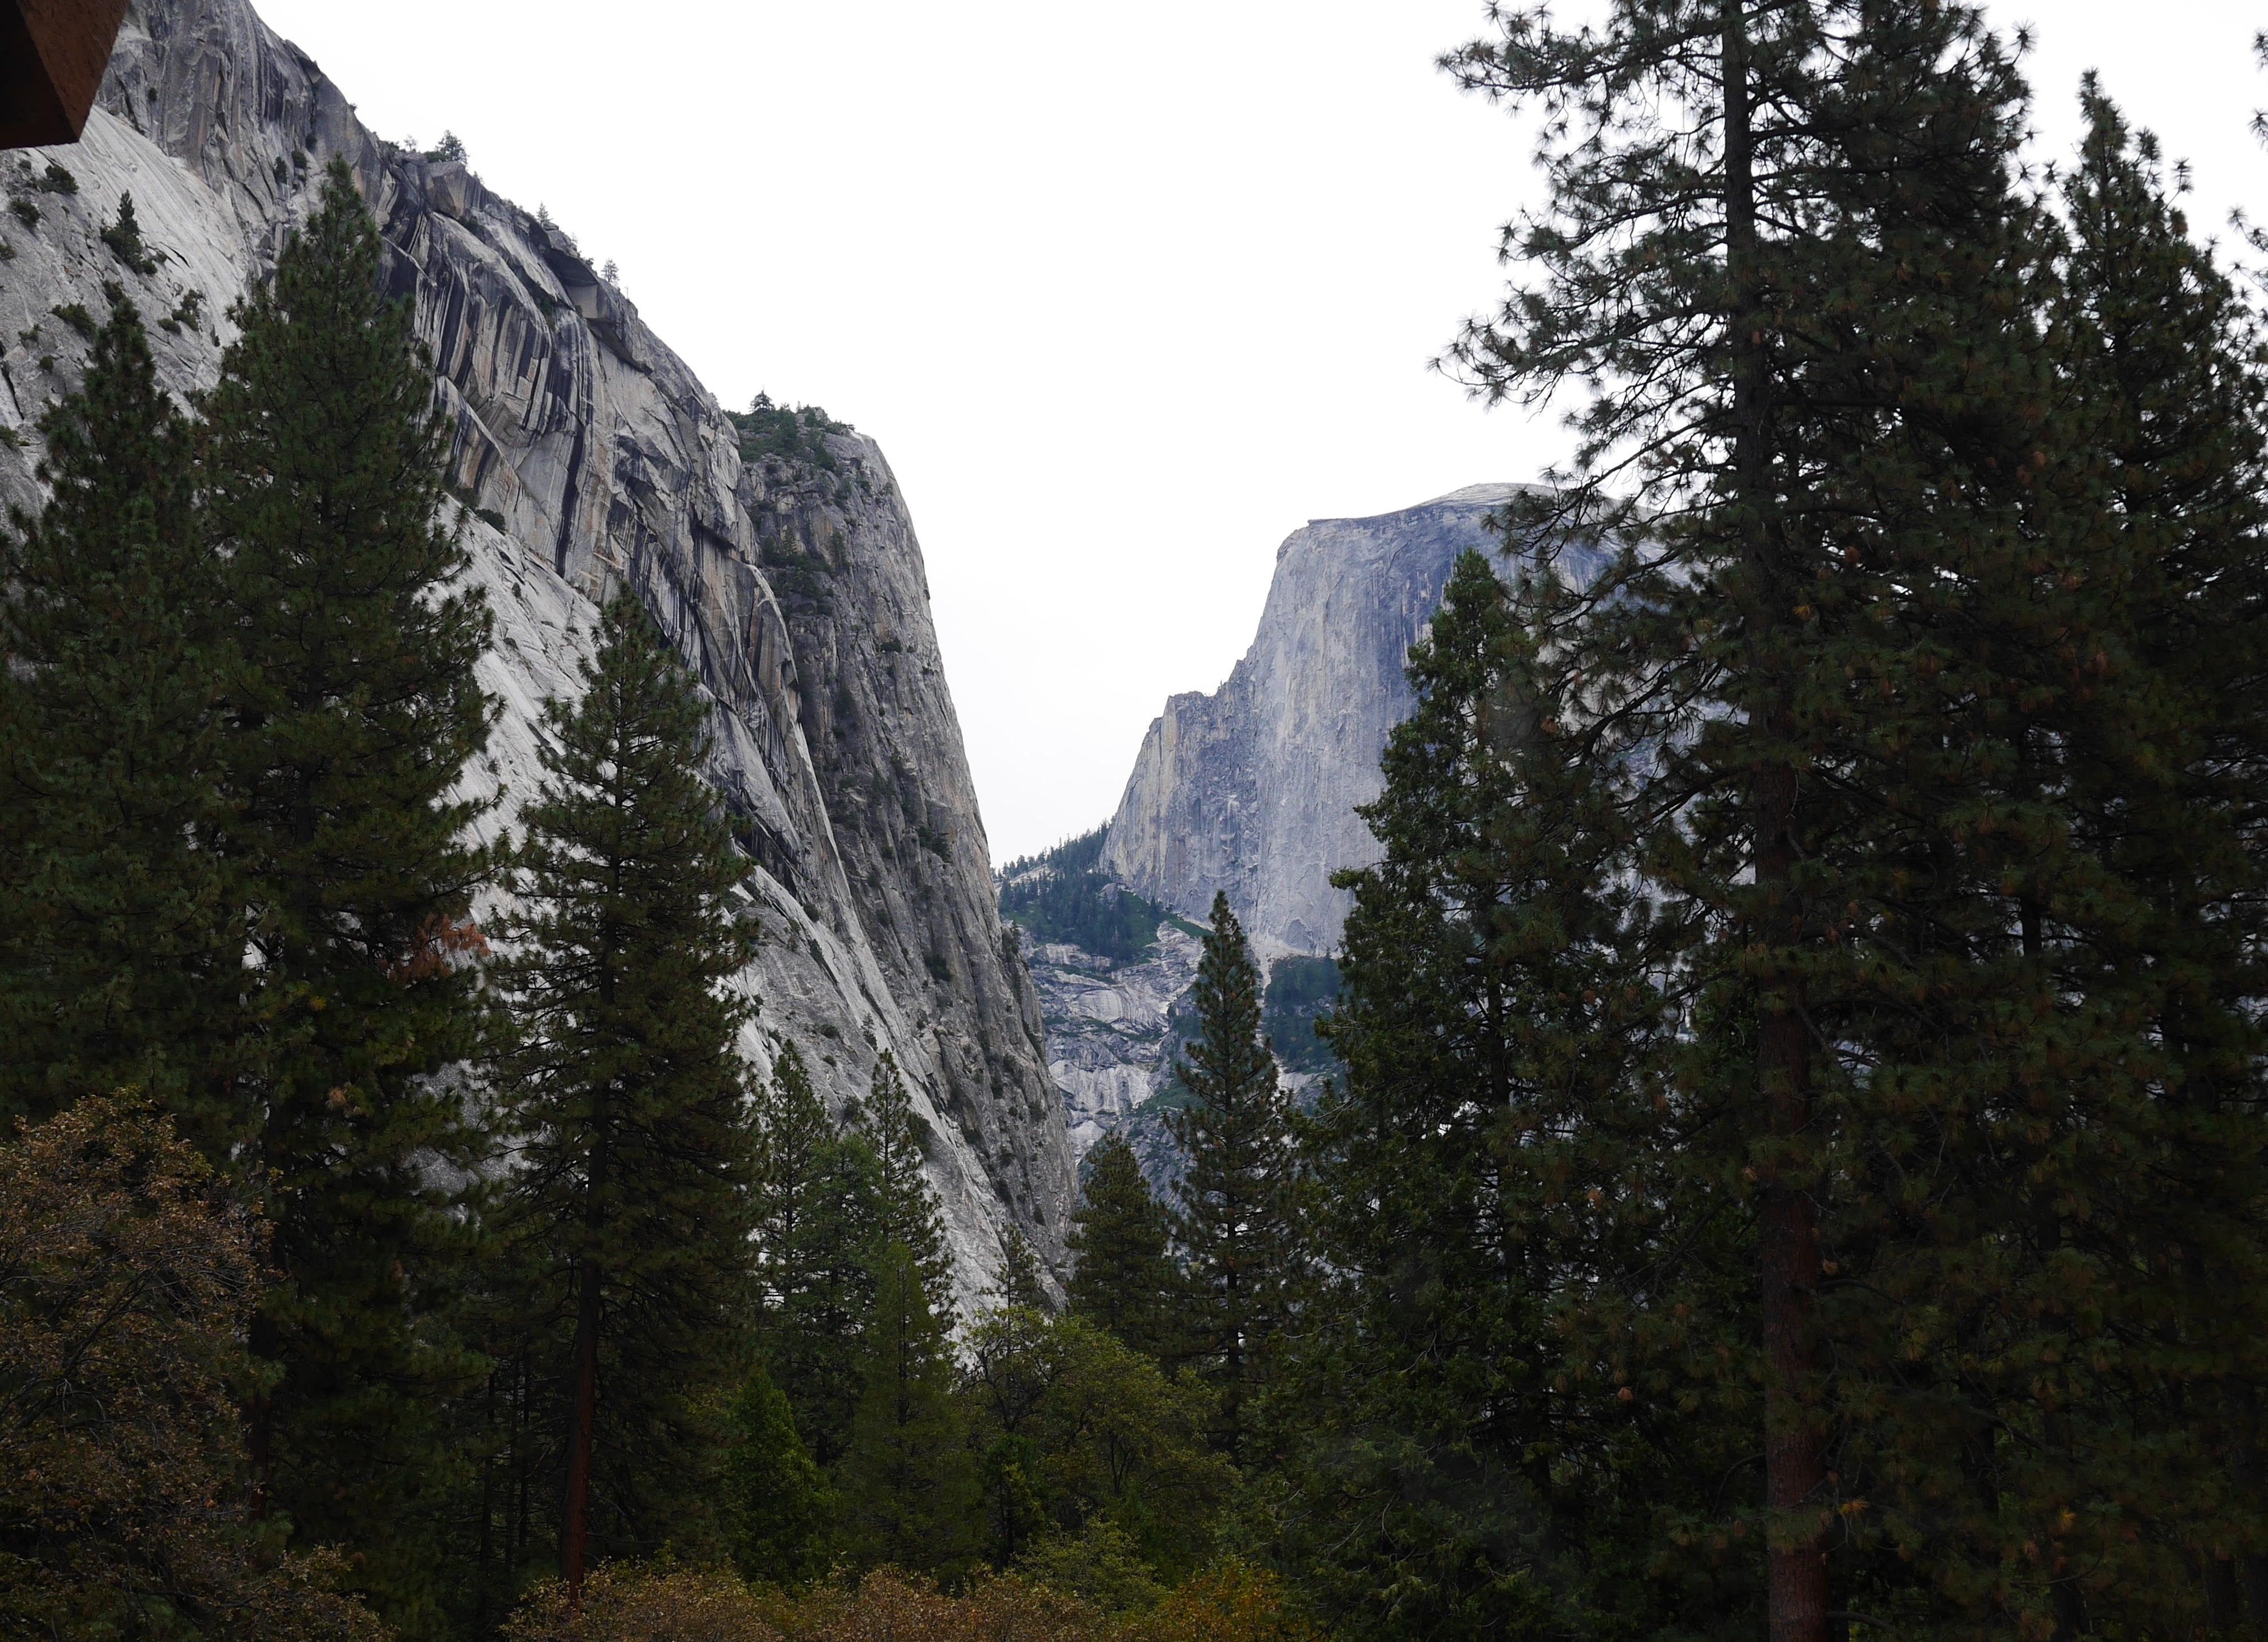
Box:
[720,1361,834,1588]
[1065,1131,1181,1365]
[2029,86,2268,1627]
[729,392,850,474]
[159,289,204,337]
[836,1244,979,1578]
[998,827,1173,962]
[1360,5,2268,1636]
[854,1051,955,1325]
[52,304,94,338]
[425,132,468,164]
[990,1225,1053,1313]
[100,192,158,276]
[1291,552,1747,1641]
[751,1042,885,1467]
[0,294,248,1152]
[1167,893,1299,1464]
[494,589,760,1577]
[9,198,39,227]
[35,162,75,194]
[963,1307,1233,1586]
[1260,958,1338,1077]
[200,157,495,1636]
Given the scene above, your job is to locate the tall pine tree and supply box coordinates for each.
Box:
[855,1050,955,1325]
[751,1041,885,1467]
[834,1242,979,1579]
[199,157,495,1634]
[1427,5,2268,1636]
[2031,86,2268,1631]
[0,292,246,1151]
[1066,1129,1182,1366]
[1166,892,1299,1464]
[497,589,759,1604]
[1290,549,1749,1641]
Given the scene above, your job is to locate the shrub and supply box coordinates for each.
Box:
[503,1560,1319,1642]
[1121,1564,1323,1642]
[36,160,76,193]
[51,302,96,338]
[506,1564,782,1642]
[0,1095,387,1642]
[9,198,37,227]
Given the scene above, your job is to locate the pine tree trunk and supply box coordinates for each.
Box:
[561,1257,601,1608]
[247,1308,278,1520]
[561,1104,609,1610]
[1722,7,1828,1639]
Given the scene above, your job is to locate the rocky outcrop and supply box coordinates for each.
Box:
[1101,484,1545,958]
[1025,928,1203,1160]
[0,0,1069,1308]
[742,430,1074,1250]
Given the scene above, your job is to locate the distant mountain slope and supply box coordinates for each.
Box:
[0,0,1070,1306]
[1100,483,1547,959]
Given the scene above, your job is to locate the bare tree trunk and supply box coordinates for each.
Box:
[1722,6,1828,1639]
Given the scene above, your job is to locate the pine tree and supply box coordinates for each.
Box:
[497,589,759,1604]
[991,1224,1053,1314]
[1430,5,2222,1635]
[2030,87,2268,1631]
[720,1360,833,1589]
[1065,1130,1180,1365]
[1166,892,1298,1464]
[855,1050,954,1324]
[198,156,495,1633]
[751,1041,885,1467]
[0,292,246,1151]
[1288,551,1750,1641]
[835,1242,978,1578]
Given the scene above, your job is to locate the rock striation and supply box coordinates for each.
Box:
[1024,927,1202,1160]
[1100,483,1545,959]
[0,0,1069,1310]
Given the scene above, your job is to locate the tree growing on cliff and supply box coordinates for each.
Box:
[0,293,247,1153]
[497,589,760,1604]
[197,155,496,1634]
[1167,892,1300,1464]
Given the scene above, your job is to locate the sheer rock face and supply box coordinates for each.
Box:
[1101,484,1538,959]
[0,0,1068,1308]
[1025,927,1203,1162]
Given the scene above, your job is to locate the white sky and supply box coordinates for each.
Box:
[247,0,2267,864]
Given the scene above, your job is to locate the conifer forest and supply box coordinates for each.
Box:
[12,4,2268,1642]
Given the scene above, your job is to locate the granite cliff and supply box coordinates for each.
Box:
[1100,483,1545,960]
[1014,486,1569,1177]
[0,0,1070,1307]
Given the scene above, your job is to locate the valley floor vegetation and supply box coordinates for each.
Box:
[14,3,2268,1641]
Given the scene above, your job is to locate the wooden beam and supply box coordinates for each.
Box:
[0,0,131,150]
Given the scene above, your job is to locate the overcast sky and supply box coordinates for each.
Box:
[249,0,2266,864]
